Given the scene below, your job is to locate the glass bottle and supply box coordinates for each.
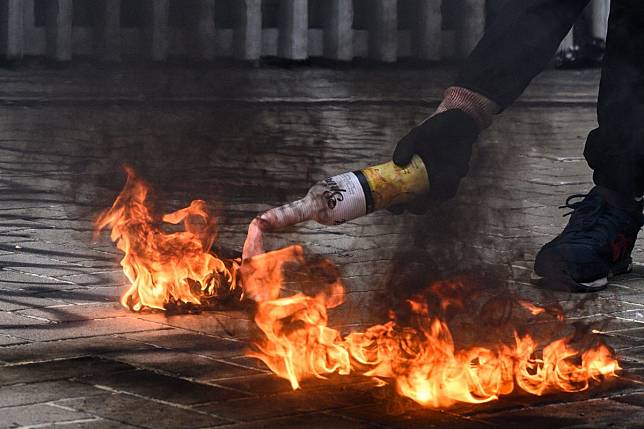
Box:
[262,155,428,228]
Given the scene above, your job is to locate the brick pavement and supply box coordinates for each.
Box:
[0,65,643,428]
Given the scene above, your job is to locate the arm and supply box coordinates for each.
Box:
[456,0,592,110]
[392,0,591,207]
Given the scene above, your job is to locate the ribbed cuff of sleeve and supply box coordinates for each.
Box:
[434,86,499,130]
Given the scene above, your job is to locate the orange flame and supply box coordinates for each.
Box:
[240,245,306,303]
[97,168,620,408]
[95,167,239,311]
[248,255,621,408]
[249,279,349,390]
[518,299,565,322]
[518,299,546,316]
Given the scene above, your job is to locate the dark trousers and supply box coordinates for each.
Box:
[457,0,644,197]
[587,1,644,197]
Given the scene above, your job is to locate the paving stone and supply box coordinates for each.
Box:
[0,267,74,288]
[460,378,644,418]
[0,356,133,386]
[614,294,644,306]
[0,334,29,346]
[562,298,644,319]
[136,312,254,340]
[612,309,644,324]
[622,345,644,363]
[76,369,249,405]
[214,373,313,396]
[122,328,247,358]
[4,316,165,342]
[46,418,141,428]
[0,291,66,312]
[0,403,93,428]
[58,393,231,429]
[598,332,644,352]
[0,253,87,277]
[330,403,495,429]
[40,286,124,304]
[227,356,271,372]
[0,335,156,364]
[589,318,644,336]
[16,302,132,322]
[0,232,37,245]
[476,398,644,429]
[218,412,380,429]
[107,349,261,380]
[0,379,105,407]
[55,272,127,288]
[0,66,643,428]
[197,383,378,422]
[614,392,644,408]
[9,229,93,248]
[0,308,46,331]
[0,242,115,266]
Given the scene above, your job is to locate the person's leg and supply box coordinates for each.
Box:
[574,4,592,44]
[555,0,607,69]
[585,0,644,196]
[535,0,644,291]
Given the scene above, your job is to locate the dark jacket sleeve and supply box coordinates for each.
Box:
[455,0,591,110]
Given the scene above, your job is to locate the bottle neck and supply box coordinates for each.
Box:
[259,195,321,231]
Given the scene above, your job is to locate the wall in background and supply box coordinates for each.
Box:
[0,0,610,64]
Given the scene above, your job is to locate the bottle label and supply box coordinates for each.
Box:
[320,172,367,225]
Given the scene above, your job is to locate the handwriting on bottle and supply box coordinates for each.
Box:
[322,177,346,210]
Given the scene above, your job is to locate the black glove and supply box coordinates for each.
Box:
[391,109,480,213]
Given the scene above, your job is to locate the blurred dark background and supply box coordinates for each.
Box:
[0,0,608,64]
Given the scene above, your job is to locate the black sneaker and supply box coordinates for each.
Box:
[534,187,644,292]
[554,38,605,70]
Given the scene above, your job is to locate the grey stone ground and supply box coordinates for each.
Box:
[0,64,643,428]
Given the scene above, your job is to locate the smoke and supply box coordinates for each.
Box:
[45,63,624,351]
[376,105,623,348]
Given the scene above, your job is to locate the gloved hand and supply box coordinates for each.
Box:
[391,109,480,213]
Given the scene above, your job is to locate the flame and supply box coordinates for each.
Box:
[248,255,621,408]
[518,299,565,322]
[249,279,349,390]
[240,245,305,302]
[95,167,239,311]
[518,299,546,316]
[96,168,621,408]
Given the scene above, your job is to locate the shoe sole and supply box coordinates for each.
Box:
[578,276,609,291]
[535,253,632,293]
